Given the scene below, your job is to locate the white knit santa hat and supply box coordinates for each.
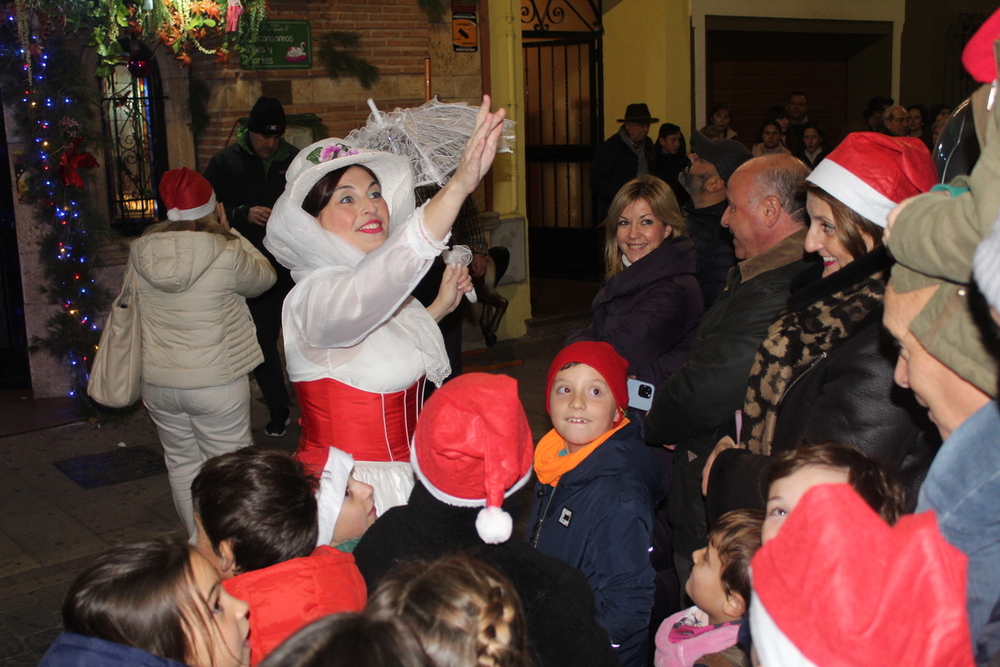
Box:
[974,212,1000,315]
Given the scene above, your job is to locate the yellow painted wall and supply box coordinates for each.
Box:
[603,0,693,138]
[487,0,530,340]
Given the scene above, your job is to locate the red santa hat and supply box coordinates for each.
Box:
[962,7,1000,83]
[411,373,534,544]
[805,133,937,227]
[750,484,973,667]
[545,341,629,414]
[160,167,218,222]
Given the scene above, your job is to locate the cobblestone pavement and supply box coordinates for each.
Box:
[0,328,572,664]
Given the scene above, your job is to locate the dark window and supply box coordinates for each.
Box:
[100,44,168,235]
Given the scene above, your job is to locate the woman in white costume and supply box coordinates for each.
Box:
[265,97,506,513]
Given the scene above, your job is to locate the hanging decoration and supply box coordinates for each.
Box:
[127,52,152,77]
[10,0,268,78]
[58,137,100,188]
[226,0,243,33]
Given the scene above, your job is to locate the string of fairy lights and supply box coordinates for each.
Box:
[4,16,110,410]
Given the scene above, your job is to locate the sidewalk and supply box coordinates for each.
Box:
[0,321,580,665]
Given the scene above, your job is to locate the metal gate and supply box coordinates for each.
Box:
[522,0,604,279]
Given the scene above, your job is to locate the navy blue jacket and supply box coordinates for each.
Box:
[567,235,703,389]
[39,632,189,667]
[529,419,668,667]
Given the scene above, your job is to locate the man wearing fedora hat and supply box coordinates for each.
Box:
[591,103,659,223]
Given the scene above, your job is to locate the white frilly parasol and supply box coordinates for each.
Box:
[346,97,517,187]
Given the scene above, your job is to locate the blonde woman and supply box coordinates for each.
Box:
[567,175,703,389]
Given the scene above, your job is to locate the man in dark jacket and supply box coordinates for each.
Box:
[203,97,298,437]
[644,153,812,592]
[591,103,659,223]
[679,132,752,308]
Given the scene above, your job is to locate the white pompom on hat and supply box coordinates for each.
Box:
[805,133,937,228]
[750,484,973,667]
[159,167,218,222]
[314,447,354,547]
[410,373,534,544]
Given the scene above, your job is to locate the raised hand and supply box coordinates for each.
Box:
[423,95,509,243]
[449,95,507,197]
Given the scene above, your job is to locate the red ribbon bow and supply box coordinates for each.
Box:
[58,137,99,188]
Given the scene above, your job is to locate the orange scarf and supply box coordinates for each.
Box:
[533,417,631,487]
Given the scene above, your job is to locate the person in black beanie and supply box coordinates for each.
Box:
[204,96,298,437]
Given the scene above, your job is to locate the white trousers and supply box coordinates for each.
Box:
[142,376,253,536]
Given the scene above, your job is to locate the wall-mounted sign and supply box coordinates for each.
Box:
[452,11,478,52]
[242,20,312,70]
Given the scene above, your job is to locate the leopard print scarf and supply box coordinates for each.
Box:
[742,258,887,455]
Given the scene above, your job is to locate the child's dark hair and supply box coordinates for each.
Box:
[766,442,906,524]
[707,509,764,606]
[62,536,210,664]
[258,613,432,667]
[367,556,533,667]
[192,446,318,573]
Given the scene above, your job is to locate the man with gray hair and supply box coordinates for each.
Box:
[882,105,910,137]
[645,153,813,587]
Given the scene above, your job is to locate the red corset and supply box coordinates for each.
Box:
[293,377,424,475]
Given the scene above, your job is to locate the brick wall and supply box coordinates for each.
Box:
[190,0,482,170]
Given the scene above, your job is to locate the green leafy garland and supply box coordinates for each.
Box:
[317,31,380,90]
[0,28,112,412]
[418,0,448,22]
[13,0,268,77]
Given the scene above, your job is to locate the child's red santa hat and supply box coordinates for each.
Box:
[160,167,218,222]
[545,341,629,414]
[314,447,354,547]
[750,484,973,667]
[805,133,937,228]
[962,6,1000,83]
[411,373,534,544]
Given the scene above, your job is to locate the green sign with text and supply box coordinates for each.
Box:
[242,21,312,70]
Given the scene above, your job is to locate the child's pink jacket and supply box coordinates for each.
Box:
[654,605,741,667]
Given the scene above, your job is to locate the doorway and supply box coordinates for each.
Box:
[522,0,604,281]
[704,17,893,149]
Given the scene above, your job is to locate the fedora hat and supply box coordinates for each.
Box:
[617,103,659,124]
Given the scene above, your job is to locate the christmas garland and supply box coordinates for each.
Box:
[11,0,268,79]
[0,25,112,412]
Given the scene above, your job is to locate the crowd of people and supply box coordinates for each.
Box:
[47,8,1000,667]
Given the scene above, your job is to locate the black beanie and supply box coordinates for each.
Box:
[247,96,286,135]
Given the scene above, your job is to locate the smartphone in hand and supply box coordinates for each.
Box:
[627,378,655,412]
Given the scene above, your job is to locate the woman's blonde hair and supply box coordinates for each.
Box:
[144,216,237,241]
[802,184,883,260]
[604,175,685,278]
[367,556,533,667]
